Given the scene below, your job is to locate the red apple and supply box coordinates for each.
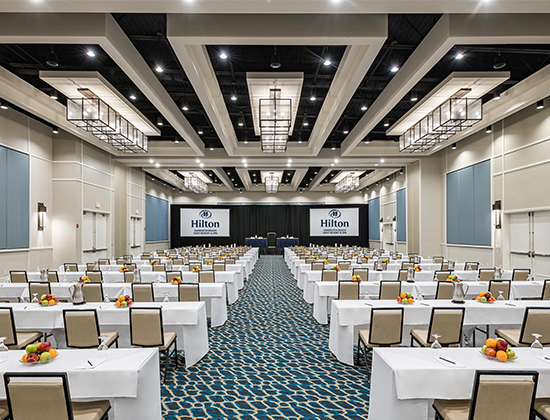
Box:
[484,292,491,299]
[27,353,39,363]
[45,294,52,301]
[125,295,131,301]
[496,339,508,351]
[485,347,497,358]
[39,342,51,353]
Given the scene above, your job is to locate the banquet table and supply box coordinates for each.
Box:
[369,347,550,420]
[3,301,209,367]
[0,348,160,419]
[312,280,544,324]
[276,238,300,247]
[244,238,268,247]
[0,282,227,328]
[329,299,550,366]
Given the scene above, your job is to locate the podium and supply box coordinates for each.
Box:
[267,232,277,248]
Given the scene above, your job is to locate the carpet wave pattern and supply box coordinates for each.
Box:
[162,255,370,419]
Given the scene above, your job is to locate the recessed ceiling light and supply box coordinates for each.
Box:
[324,59,332,66]
[380,159,385,163]
[182,105,189,111]
[493,92,501,101]
[196,159,201,163]
[455,53,464,60]
[149,159,154,164]
[129,94,137,100]
[197,127,204,134]
[298,140,303,144]
[331,147,336,150]
[374,163,378,166]
[244,140,249,144]
[383,119,390,127]
[175,140,179,143]
[287,163,291,167]
[411,92,418,102]
[52,127,59,134]
[155,66,163,73]
[231,94,237,101]
[334,159,339,163]
[157,116,163,126]
[391,66,399,73]
[365,140,370,144]
[220,52,228,60]
[331,163,334,167]
[155,163,160,168]
[50,89,58,100]
[343,129,349,134]
[200,163,204,167]
[536,100,545,109]
[209,147,214,151]
[86,50,96,57]
[361,105,368,111]
[287,159,292,163]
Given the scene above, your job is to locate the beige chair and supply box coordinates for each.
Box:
[225,258,236,265]
[542,280,550,300]
[141,253,151,259]
[327,258,337,264]
[63,309,118,349]
[357,257,367,264]
[311,262,324,271]
[401,262,414,270]
[398,269,408,282]
[353,268,369,282]
[0,307,42,350]
[357,308,404,377]
[178,283,200,302]
[433,371,538,420]
[513,269,531,281]
[166,271,182,283]
[535,398,550,420]
[213,263,225,272]
[435,281,454,300]
[4,372,111,420]
[395,254,402,260]
[28,283,51,300]
[157,250,166,257]
[489,280,511,300]
[410,308,465,347]
[131,284,154,302]
[305,258,314,264]
[82,283,104,303]
[124,271,134,283]
[48,271,59,283]
[125,264,136,271]
[152,264,166,272]
[63,263,78,272]
[433,256,444,264]
[379,281,401,300]
[441,263,449,271]
[129,308,178,383]
[86,263,95,271]
[199,271,215,284]
[189,262,202,271]
[479,268,495,281]
[434,270,452,282]
[339,261,351,271]
[321,270,338,282]
[9,271,27,283]
[85,271,103,283]
[464,262,479,271]
[116,258,126,265]
[338,281,359,300]
[98,259,109,266]
[496,307,550,347]
[172,258,183,265]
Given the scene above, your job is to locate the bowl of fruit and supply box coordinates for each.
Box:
[481,338,516,362]
[397,292,415,304]
[20,342,58,365]
[476,291,496,303]
[39,294,59,306]
[115,295,132,308]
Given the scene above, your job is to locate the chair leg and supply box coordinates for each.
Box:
[174,339,178,369]
[366,348,371,380]
[162,349,169,384]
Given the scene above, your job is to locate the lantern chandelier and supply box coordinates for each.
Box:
[399,96,482,153]
[184,173,208,194]
[265,172,280,193]
[335,172,360,194]
[259,88,292,153]
[67,96,148,153]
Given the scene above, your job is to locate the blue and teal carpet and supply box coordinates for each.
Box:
[162,256,370,419]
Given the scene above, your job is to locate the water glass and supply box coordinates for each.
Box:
[531,333,544,356]
[103,293,110,303]
[97,335,109,357]
[163,292,170,303]
[31,293,39,304]
[431,333,442,359]
[497,291,505,301]
[0,337,8,363]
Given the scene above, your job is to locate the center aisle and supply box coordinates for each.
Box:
[162,255,370,419]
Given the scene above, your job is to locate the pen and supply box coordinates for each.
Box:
[87,360,93,367]
[440,357,456,365]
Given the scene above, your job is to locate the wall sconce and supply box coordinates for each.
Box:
[379,217,384,232]
[492,200,501,229]
[38,202,47,230]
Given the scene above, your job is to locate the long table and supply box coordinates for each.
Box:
[244,238,268,247]
[0,348,160,419]
[276,238,300,247]
[329,299,550,366]
[370,347,550,420]
[4,301,209,367]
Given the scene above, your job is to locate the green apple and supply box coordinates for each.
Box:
[480,296,487,303]
[41,294,47,300]
[39,352,52,363]
[42,300,49,306]
[506,348,516,359]
[406,293,412,298]
[26,344,38,354]
[121,300,128,307]
[482,345,487,354]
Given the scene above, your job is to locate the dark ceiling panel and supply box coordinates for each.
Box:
[298,167,322,189]
[223,167,244,189]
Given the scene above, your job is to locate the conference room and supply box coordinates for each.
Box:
[1,3,550,420]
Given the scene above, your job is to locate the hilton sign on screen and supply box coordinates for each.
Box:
[180,208,230,237]
[309,208,359,237]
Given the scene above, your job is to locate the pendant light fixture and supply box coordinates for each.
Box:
[46,47,59,67]
[270,46,281,69]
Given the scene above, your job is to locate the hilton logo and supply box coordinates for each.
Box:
[328,209,341,219]
[321,209,349,228]
[199,210,212,219]
[192,209,219,228]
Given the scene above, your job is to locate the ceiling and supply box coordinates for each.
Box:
[0,11,549,194]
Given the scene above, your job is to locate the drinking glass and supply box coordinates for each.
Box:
[431,333,442,359]
[97,335,109,355]
[103,293,110,303]
[531,333,544,356]
[155,275,162,284]
[417,289,424,302]
[163,292,170,303]
[497,291,505,301]
[31,293,39,304]
[0,337,8,363]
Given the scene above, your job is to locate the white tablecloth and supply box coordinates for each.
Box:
[370,347,550,420]
[329,299,550,365]
[0,348,160,419]
[0,282,227,328]
[2,302,209,367]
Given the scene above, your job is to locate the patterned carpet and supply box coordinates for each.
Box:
[162,256,370,419]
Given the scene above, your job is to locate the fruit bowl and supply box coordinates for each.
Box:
[476,291,496,303]
[115,295,132,308]
[480,338,516,362]
[396,293,415,304]
[38,294,59,307]
[20,343,58,365]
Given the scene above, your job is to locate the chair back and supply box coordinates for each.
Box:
[48,271,59,283]
[339,261,351,271]
[379,281,401,300]
[213,263,225,272]
[152,264,166,272]
[126,264,136,271]
[83,283,104,302]
[86,263,95,271]
[130,308,164,347]
[29,282,51,298]
[98,259,109,266]
[172,258,183,265]
[327,258,337,264]
[479,268,495,281]
[157,250,166,257]
[369,308,404,346]
[311,262,324,271]
[321,270,338,282]
[63,263,78,272]
[353,269,369,281]
[131,284,154,302]
[178,283,200,302]
[63,309,100,348]
[337,281,359,300]
[401,262,414,269]
[166,271,182,283]
[0,308,18,346]
[427,308,465,345]
[394,254,402,260]
[435,281,454,300]
[357,257,367,264]
[124,271,134,283]
[398,269,408,282]
[513,269,531,282]
[542,280,550,300]
[434,270,452,282]
[519,308,550,345]
[489,280,511,300]
[225,258,236,265]
[85,271,102,283]
[190,262,202,271]
[199,271,215,283]
[5,373,73,420]
[441,263,449,271]
[433,256,444,264]
[10,271,27,283]
[116,258,125,265]
[468,371,538,420]
[465,262,479,271]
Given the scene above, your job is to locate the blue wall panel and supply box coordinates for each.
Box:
[368,197,380,241]
[0,147,6,249]
[146,194,169,242]
[458,166,474,245]
[446,171,459,244]
[396,189,406,242]
[473,160,491,246]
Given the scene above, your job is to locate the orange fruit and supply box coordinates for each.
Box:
[49,349,57,358]
[496,350,507,362]
[21,354,27,363]
[400,292,407,298]
[49,299,56,306]
[486,338,497,348]
[51,294,55,299]
[118,295,125,302]
[115,301,121,307]
[479,292,485,297]
[476,296,481,301]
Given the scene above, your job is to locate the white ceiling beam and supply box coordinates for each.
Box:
[211,168,234,192]
[291,168,308,192]
[341,13,550,155]
[0,13,205,156]
[236,168,252,191]
[309,167,333,192]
